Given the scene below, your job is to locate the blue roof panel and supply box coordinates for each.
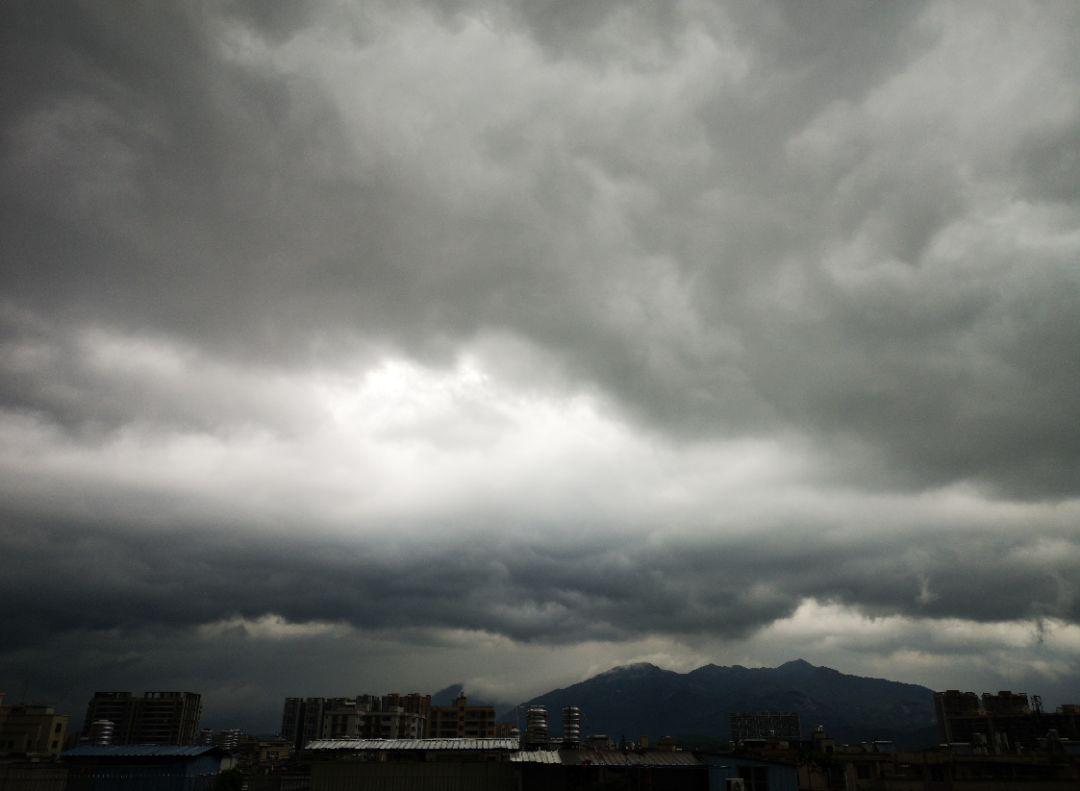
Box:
[63,745,221,758]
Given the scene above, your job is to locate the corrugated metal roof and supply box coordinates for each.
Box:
[63,745,221,759]
[302,740,698,767]
[510,750,563,764]
[305,738,517,752]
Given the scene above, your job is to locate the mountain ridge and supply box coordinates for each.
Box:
[500,658,937,748]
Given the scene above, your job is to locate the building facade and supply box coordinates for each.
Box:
[282,693,431,749]
[730,712,802,742]
[282,696,331,750]
[82,691,202,745]
[934,690,1080,751]
[428,693,497,738]
[0,703,69,758]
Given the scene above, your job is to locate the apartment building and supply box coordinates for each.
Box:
[427,693,496,738]
[82,691,202,745]
[0,703,69,757]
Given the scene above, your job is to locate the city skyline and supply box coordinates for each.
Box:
[1,2,1078,733]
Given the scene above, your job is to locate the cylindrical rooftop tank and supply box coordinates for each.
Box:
[562,706,582,746]
[524,706,549,747]
[89,719,114,746]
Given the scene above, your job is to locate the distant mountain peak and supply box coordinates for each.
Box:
[431,683,465,707]
[600,661,662,676]
[779,658,815,669]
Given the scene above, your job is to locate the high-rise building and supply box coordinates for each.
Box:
[133,692,202,744]
[282,697,370,747]
[81,692,138,744]
[282,697,333,750]
[282,697,315,751]
[82,691,201,745]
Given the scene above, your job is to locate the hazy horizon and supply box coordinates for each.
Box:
[2,1,1078,736]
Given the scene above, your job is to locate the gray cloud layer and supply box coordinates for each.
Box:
[3,511,1079,649]
[2,0,1079,727]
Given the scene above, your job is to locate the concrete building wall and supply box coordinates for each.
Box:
[428,695,496,738]
[0,705,69,757]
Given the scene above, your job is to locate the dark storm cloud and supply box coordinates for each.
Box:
[4,0,1078,496]
[2,0,1080,725]
[3,509,1077,652]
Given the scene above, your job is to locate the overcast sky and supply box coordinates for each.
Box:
[2,0,1079,732]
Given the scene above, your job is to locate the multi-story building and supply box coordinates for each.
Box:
[282,697,363,748]
[731,725,1080,791]
[730,712,802,741]
[368,706,425,739]
[0,703,69,757]
[81,691,202,745]
[323,698,366,739]
[282,697,324,751]
[282,693,431,748]
[132,691,202,744]
[934,689,981,743]
[381,693,430,723]
[934,689,1080,751]
[982,690,1031,716]
[81,692,138,744]
[427,693,496,738]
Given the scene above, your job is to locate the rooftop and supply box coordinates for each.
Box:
[304,740,700,766]
[63,745,223,759]
[305,738,517,752]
